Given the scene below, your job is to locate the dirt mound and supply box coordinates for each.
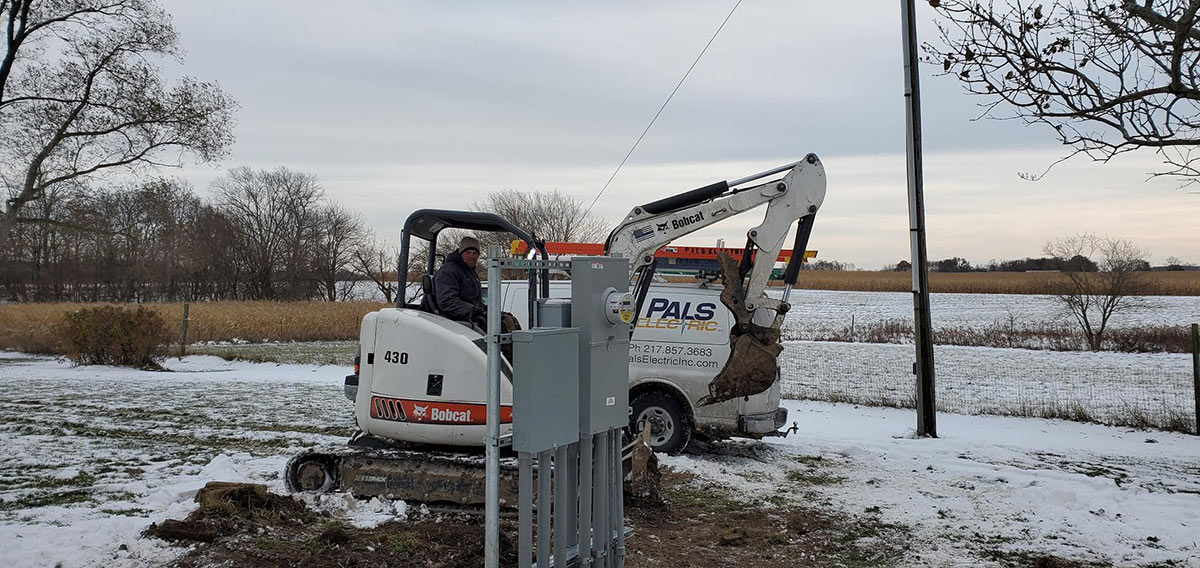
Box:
[145,482,317,544]
[144,482,518,567]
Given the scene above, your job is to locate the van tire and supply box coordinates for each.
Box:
[630,391,691,455]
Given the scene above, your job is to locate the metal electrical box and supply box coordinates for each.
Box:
[536,299,572,328]
[571,257,632,434]
[511,327,581,453]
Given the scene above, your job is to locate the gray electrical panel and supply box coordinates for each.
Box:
[536,299,572,328]
[511,327,581,453]
[571,257,632,434]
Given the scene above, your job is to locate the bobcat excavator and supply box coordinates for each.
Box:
[284,154,826,505]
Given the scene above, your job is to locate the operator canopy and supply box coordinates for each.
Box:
[403,209,540,244]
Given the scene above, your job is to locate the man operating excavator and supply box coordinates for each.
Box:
[433,235,486,328]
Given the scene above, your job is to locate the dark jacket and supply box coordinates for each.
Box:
[433,251,484,322]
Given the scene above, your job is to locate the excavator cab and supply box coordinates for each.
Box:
[398,209,549,323]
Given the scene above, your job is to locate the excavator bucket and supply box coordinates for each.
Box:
[702,334,782,406]
[699,252,788,406]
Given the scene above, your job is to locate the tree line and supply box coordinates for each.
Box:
[0,168,399,302]
[0,167,614,303]
[886,255,1165,273]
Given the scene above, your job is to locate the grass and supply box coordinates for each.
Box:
[777,270,1200,295]
[784,319,1197,353]
[2,271,1195,355]
[188,340,358,365]
[0,301,386,354]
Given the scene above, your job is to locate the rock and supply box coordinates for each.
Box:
[719,528,747,546]
[147,519,216,543]
[194,481,270,508]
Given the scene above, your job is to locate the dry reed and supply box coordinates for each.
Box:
[781,270,1200,295]
[0,301,388,353]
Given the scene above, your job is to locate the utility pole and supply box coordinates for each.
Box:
[901,0,937,437]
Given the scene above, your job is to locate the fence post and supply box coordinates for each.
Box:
[180,303,190,358]
[1192,323,1199,435]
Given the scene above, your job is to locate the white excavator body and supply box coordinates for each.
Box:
[354,308,513,446]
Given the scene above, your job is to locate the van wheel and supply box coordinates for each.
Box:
[630,392,691,455]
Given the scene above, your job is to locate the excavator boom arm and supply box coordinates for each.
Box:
[604,154,827,406]
[606,155,825,280]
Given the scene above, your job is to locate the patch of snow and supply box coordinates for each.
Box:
[764,401,1199,566]
[298,493,409,529]
[779,289,1200,331]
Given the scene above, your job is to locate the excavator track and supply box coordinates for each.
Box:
[285,443,523,507]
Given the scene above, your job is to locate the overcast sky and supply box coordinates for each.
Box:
[156,0,1197,269]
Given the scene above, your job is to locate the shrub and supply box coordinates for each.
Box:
[56,306,172,368]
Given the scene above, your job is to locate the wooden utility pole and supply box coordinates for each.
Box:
[1191,323,1198,435]
[901,0,937,437]
[180,303,190,357]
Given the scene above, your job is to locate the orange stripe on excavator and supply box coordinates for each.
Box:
[370,396,513,425]
[511,241,816,263]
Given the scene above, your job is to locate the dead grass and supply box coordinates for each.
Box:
[771,270,1200,295]
[785,319,1195,353]
[0,301,387,353]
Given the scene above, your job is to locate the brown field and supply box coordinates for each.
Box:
[2,271,1197,354]
[0,301,388,354]
[777,270,1200,295]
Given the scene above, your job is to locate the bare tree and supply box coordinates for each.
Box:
[0,0,236,243]
[928,1,1200,184]
[1044,234,1151,351]
[471,189,608,250]
[212,167,323,300]
[351,233,398,304]
[312,203,366,302]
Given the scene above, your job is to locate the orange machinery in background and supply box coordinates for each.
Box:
[510,241,817,274]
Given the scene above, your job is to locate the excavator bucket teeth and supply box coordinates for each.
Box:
[700,333,783,406]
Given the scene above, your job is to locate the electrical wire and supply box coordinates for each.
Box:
[584,0,744,216]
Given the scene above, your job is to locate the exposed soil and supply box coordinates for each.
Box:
[622,469,908,567]
[144,467,1098,568]
[147,488,519,568]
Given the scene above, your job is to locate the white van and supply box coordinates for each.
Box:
[497,280,787,454]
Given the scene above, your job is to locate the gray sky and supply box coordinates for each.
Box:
[157,0,1198,269]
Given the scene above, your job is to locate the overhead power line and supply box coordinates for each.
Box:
[584,0,744,216]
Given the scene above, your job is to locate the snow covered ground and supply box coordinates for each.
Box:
[2,354,1199,566]
[781,341,1199,430]
[361,284,1200,331]
[781,289,1200,332]
[667,401,1200,566]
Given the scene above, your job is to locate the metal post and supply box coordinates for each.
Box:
[519,453,534,568]
[553,444,570,566]
[1192,323,1199,435]
[566,444,579,548]
[901,0,937,437]
[179,303,190,357]
[578,433,594,567]
[610,430,624,567]
[593,430,609,567]
[485,245,504,568]
[537,450,552,567]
